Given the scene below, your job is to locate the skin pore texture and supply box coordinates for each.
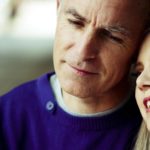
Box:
[53,0,148,114]
[136,34,150,131]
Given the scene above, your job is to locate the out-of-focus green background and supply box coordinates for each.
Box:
[0,0,56,95]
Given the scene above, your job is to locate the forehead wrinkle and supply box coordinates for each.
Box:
[63,0,145,34]
[64,6,131,39]
[90,2,128,31]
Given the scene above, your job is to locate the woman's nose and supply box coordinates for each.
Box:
[136,71,150,91]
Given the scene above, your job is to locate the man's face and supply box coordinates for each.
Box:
[53,0,145,98]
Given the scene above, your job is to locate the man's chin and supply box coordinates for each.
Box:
[61,84,98,99]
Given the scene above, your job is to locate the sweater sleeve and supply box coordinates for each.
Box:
[0,93,27,150]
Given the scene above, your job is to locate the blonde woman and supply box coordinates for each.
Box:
[134,29,150,149]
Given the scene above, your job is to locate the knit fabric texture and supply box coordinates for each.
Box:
[0,72,141,150]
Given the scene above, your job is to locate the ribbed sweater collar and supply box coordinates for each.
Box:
[37,73,141,131]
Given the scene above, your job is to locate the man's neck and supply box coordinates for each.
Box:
[62,78,132,114]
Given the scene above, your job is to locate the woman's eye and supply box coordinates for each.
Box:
[67,19,84,28]
[132,67,143,77]
[132,63,144,77]
[132,71,142,77]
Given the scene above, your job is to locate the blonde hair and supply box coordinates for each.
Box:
[134,121,150,150]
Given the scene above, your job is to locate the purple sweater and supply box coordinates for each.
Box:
[0,73,141,150]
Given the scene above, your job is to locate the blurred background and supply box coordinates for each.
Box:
[0,0,56,95]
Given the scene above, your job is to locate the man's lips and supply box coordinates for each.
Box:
[69,65,99,75]
[143,97,150,112]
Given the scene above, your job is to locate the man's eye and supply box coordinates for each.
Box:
[100,29,123,44]
[67,19,84,27]
[109,35,123,44]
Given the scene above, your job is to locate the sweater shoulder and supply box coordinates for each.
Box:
[0,80,40,123]
[0,78,38,104]
[0,72,54,112]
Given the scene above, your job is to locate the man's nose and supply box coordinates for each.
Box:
[75,30,99,61]
[136,70,150,91]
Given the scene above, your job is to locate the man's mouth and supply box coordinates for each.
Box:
[69,64,99,76]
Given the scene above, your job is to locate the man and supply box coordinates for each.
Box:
[0,0,150,149]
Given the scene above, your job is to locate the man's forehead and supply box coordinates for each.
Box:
[62,0,142,8]
[62,0,144,24]
[62,0,144,16]
[58,0,147,38]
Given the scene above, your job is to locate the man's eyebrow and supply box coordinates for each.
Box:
[65,9,130,37]
[106,25,130,37]
[65,8,88,22]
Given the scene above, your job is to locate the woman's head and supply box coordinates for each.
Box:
[135,29,150,131]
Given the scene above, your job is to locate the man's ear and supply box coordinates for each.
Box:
[56,0,61,10]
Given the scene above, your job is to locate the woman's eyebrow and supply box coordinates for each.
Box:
[135,61,143,70]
